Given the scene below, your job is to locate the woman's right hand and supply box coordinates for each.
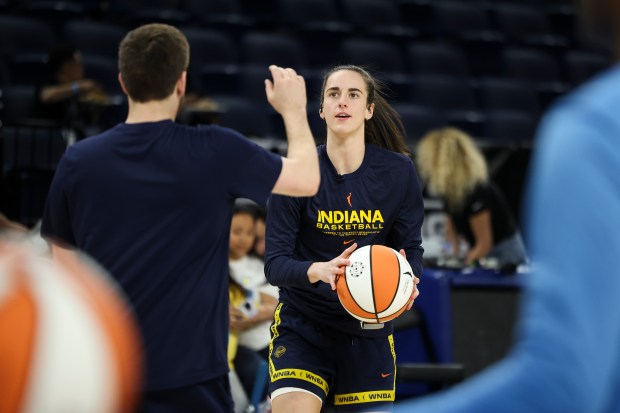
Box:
[307,243,357,290]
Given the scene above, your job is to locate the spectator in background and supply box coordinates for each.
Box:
[253,205,267,259]
[228,273,253,413]
[229,202,276,402]
[395,0,620,411]
[35,44,107,138]
[416,127,527,268]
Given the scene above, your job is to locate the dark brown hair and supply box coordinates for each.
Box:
[319,65,411,157]
[118,23,190,102]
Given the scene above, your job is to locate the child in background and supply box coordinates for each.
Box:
[253,206,267,259]
[228,274,250,413]
[229,202,278,399]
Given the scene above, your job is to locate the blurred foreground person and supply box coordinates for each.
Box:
[395,1,620,412]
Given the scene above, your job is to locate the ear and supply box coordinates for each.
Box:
[366,102,375,120]
[177,71,187,97]
[118,73,129,96]
[319,105,325,119]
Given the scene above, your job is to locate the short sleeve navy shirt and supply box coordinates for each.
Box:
[42,120,282,390]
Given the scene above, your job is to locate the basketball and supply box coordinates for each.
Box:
[336,245,415,323]
[0,241,142,413]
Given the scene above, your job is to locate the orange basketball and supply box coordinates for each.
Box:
[337,245,415,323]
[0,241,142,413]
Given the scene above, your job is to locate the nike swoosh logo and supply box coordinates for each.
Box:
[381,373,392,378]
[343,239,355,245]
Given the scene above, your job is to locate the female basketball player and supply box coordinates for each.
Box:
[264,65,424,413]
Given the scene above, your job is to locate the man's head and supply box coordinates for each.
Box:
[118,24,189,102]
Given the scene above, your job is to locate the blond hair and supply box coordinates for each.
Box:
[416,127,488,211]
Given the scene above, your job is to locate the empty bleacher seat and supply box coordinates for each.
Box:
[407,42,470,78]
[275,0,351,68]
[393,103,446,145]
[410,75,484,137]
[492,4,568,49]
[0,15,55,58]
[340,0,417,42]
[501,47,569,108]
[564,50,611,86]
[7,53,49,86]
[430,2,506,77]
[0,85,39,125]
[63,20,126,60]
[241,32,306,69]
[483,110,537,144]
[185,0,254,34]
[477,77,541,116]
[182,27,240,95]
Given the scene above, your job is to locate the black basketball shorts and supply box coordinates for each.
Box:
[268,302,396,412]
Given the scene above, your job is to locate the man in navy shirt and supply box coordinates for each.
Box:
[41,23,319,413]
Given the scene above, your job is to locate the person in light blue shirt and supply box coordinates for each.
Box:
[395,6,620,413]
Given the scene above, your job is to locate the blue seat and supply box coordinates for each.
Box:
[1,124,67,173]
[431,2,506,77]
[502,47,563,84]
[483,110,537,144]
[339,38,405,73]
[63,20,125,60]
[564,50,611,86]
[1,85,38,125]
[410,75,484,137]
[340,0,417,42]
[502,47,568,108]
[185,0,254,34]
[216,97,273,139]
[492,4,568,49]
[478,77,541,116]
[241,32,306,69]
[275,0,351,68]
[393,104,446,145]
[182,28,239,95]
[0,59,9,86]
[0,15,55,58]
[7,53,49,86]
[0,124,66,226]
[407,42,470,78]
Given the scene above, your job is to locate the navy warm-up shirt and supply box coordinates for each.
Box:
[42,120,282,390]
[265,144,424,337]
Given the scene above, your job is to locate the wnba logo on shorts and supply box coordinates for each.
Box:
[275,346,286,358]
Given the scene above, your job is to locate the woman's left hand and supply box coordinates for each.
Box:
[399,249,420,310]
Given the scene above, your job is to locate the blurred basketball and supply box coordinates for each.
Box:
[336,245,415,323]
[0,240,142,413]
